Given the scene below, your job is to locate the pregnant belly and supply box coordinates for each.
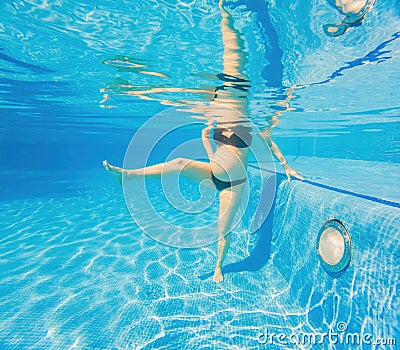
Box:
[210,145,248,181]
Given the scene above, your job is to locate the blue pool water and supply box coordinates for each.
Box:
[1,0,399,349]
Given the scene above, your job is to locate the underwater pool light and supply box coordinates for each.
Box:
[317,219,352,273]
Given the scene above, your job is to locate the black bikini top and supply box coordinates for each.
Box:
[213,125,252,149]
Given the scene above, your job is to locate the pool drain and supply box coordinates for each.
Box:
[317,219,352,273]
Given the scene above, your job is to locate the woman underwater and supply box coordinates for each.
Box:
[103,0,303,283]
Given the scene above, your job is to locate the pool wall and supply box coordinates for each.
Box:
[245,165,399,346]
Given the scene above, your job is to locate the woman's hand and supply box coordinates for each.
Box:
[284,165,304,182]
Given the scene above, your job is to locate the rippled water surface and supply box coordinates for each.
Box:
[1,0,399,168]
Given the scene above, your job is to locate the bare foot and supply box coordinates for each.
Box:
[103,160,123,184]
[213,268,223,283]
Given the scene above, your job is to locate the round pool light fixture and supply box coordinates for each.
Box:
[317,219,352,273]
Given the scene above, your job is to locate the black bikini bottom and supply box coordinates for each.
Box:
[211,172,246,192]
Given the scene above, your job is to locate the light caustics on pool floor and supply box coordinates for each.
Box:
[0,179,316,349]
[1,163,398,349]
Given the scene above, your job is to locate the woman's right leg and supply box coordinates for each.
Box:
[213,182,245,283]
[103,158,212,184]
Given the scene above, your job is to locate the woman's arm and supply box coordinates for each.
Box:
[202,122,215,158]
[261,129,303,182]
[261,85,303,182]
